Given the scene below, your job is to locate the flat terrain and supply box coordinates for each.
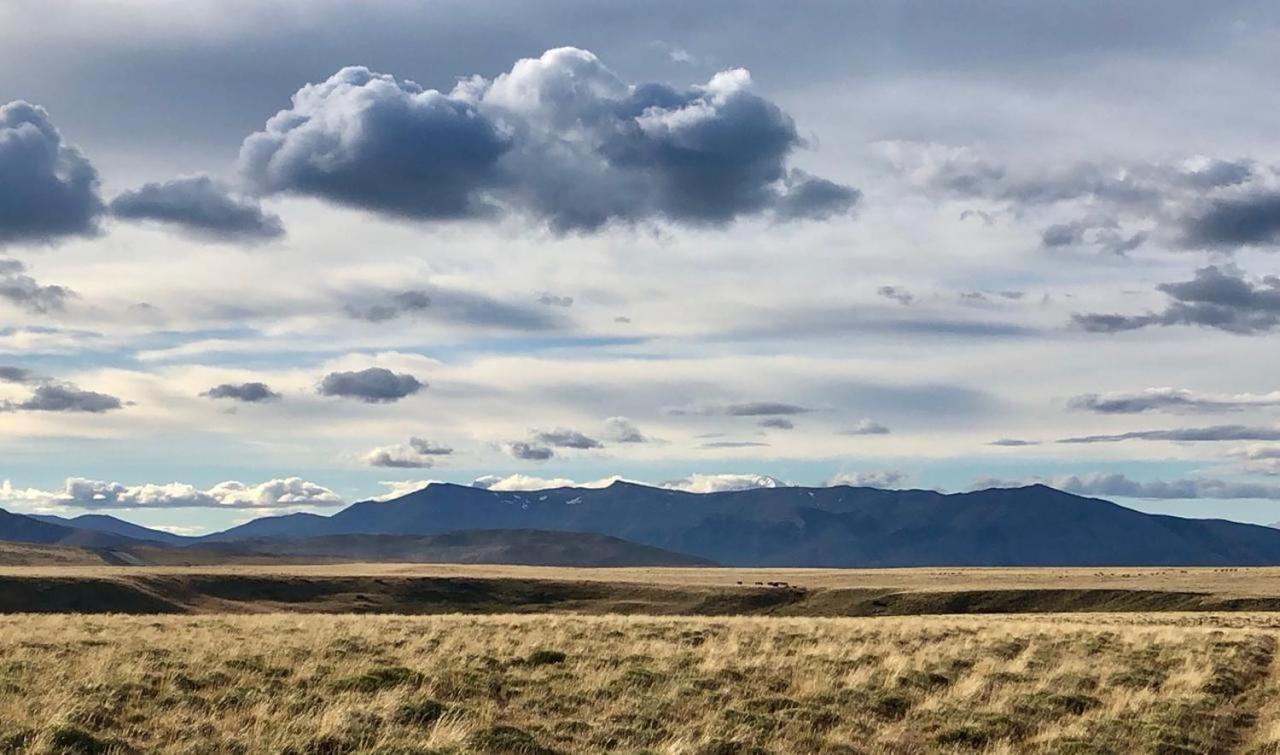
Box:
[3,564,1280,616]
[3,563,1279,591]
[4,612,1280,753]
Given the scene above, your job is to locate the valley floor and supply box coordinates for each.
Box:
[4,612,1280,753]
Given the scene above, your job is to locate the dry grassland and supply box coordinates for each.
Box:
[2,612,1280,753]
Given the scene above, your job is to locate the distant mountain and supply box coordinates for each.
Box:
[200,482,1280,567]
[199,512,335,542]
[0,508,154,549]
[29,513,191,545]
[207,529,715,567]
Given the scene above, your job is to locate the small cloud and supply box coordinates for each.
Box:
[537,293,574,307]
[0,366,39,383]
[504,441,554,461]
[0,259,75,314]
[699,440,770,448]
[533,428,603,449]
[989,438,1039,447]
[829,470,907,488]
[1073,266,1280,335]
[758,417,794,430]
[364,437,454,468]
[877,285,915,306]
[201,382,281,403]
[1058,425,1280,444]
[109,174,283,243]
[840,419,890,435]
[602,416,648,443]
[2,382,123,413]
[318,367,424,403]
[1068,387,1280,414]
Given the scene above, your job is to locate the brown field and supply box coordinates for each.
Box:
[4,562,1278,595]
[3,612,1280,753]
[3,564,1280,616]
[6,566,1280,752]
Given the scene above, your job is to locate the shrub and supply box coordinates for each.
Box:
[332,666,424,693]
[45,726,112,755]
[466,725,557,754]
[525,649,567,667]
[393,699,448,727]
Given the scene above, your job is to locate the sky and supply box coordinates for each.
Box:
[5,0,1280,534]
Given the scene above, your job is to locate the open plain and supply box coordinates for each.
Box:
[3,566,1280,752]
[4,611,1280,753]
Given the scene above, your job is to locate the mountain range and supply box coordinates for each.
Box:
[6,482,1280,566]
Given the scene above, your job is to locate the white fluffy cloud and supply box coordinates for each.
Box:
[829,470,908,488]
[970,472,1280,501]
[471,474,624,491]
[467,472,786,493]
[0,476,342,509]
[659,473,786,493]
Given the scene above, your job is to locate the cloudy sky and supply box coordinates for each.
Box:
[5,0,1280,533]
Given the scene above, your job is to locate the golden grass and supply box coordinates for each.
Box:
[2,613,1280,753]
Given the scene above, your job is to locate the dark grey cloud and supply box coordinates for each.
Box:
[364,437,454,468]
[602,416,647,443]
[877,285,914,306]
[1041,223,1084,248]
[238,49,856,232]
[724,304,1038,342]
[534,427,603,449]
[891,146,1270,256]
[700,440,770,448]
[1051,472,1280,501]
[201,382,282,403]
[109,174,284,243]
[0,366,38,383]
[840,419,890,435]
[505,441,554,460]
[1040,220,1145,255]
[892,148,1165,209]
[989,438,1038,446]
[345,287,559,331]
[0,101,102,245]
[758,417,794,430]
[2,383,123,413]
[668,400,811,417]
[1181,191,1280,250]
[0,259,73,314]
[1074,266,1280,335]
[772,171,860,221]
[1058,425,1280,444]
[1068,388,1280,414]
[345,290,432,323]
[723,401,810,416]
[318,367,424,403]
[537,293,574,307]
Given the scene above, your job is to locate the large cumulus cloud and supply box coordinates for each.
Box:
[0,476,342,509]
[238,48,857,231]
[0,102,102,245]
